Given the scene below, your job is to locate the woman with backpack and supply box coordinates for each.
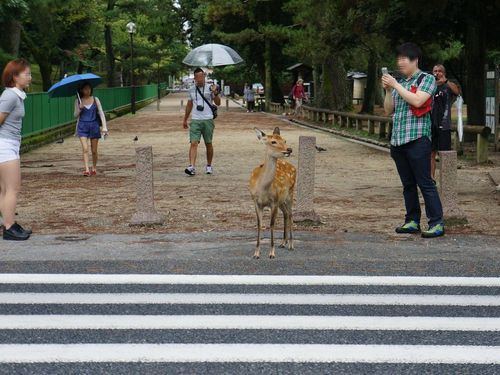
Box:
[74,82,108,176]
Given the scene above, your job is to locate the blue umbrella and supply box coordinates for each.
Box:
[47,73,102,99]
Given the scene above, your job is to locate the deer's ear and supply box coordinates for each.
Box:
[254,128,266,140]
[273,127,280,135]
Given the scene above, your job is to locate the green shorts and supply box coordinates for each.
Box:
[189,119,215,144]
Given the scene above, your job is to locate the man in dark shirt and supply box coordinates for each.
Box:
[431,64,461,180]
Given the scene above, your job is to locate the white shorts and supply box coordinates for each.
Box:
[0,137,20,164]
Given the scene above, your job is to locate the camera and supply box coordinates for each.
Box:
[196,105,204,111]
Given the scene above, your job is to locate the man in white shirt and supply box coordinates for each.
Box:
[183,67,221,176]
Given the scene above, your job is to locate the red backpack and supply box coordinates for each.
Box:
[410,73,433,117]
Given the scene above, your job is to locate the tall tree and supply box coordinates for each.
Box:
[0,0,28,57]
[22,0,96,90]
[188,0,293,106]
[285,0,357,110]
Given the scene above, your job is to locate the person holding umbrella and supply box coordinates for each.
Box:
[74,81,108,176]
[0,58,32,240]
[48,73,107,176]
[181,44,243,176]
[183,67,221,176]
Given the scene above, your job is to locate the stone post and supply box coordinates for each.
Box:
[130,146,165,226]
[294,136,321,223]
[226,98,229,111]
[439,151,467,224]
[180,100,184,111]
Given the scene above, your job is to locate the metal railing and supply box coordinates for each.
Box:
[22,84,159,138]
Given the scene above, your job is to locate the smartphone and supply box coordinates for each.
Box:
[381,67,389,75]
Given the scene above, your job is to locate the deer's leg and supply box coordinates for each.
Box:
[269,206,278,259]
[253,205,263,259]
[287,200,294,251]
[279,205,288,248]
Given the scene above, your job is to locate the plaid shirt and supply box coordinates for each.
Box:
[391,70,436,146]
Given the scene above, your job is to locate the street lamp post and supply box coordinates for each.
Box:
[126,22,137,114]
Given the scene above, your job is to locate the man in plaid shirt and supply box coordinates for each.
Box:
[382,43,444,238]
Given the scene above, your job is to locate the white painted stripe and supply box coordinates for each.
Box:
[1,292,499,306]
[0,274,499,286]
[0,344,498,363]
[1,315,499,331]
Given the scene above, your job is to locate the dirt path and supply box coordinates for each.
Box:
[17,93,500,236]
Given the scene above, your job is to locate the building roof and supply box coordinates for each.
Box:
[347,71,367,79]
[286,63,312,71]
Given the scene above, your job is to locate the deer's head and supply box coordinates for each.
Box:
[254,127,292,159]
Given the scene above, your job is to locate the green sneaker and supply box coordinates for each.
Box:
[421,223,445,238]
[395,220,421,234]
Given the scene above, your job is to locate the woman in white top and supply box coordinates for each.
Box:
[0,58,32,240]
[74,82,108,176]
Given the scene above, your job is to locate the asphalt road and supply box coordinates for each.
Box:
[0,231,499,374]
[0,231,498,275]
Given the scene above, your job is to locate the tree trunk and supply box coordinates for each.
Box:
[105,24,116,87]
[312,64,321,106]
[1,20,22,57]
[361,50,378,114]
[38,60,53,91]
[264,38,272,111]
[320,56,349,111]
[464,2,485,125]
[105,0,117,87]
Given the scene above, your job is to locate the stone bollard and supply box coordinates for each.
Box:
[226,99,229,111]
[130,146,165,226]
[439,151,467,224]
[293,136,321,223]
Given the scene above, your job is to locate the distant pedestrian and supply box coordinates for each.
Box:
[292,79,307,117]
[0,58,32,240]
[382,42,444,238]
[183,67,221,176]
[430,64,461,181]
[244,84,255,112]
[74,82,108,177]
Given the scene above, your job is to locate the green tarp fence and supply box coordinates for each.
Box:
[22,84,158,138]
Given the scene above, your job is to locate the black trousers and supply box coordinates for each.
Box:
[390,137,444,227]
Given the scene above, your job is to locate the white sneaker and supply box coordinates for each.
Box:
[185,166,196,176]
[206,165,213,175]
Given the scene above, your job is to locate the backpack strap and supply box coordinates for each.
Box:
[416,72,427,86]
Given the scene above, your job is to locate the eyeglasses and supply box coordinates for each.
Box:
[20,73,32,77]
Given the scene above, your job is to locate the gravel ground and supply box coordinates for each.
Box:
[16,93,500,236]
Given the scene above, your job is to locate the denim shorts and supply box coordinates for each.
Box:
[77,120,101,139]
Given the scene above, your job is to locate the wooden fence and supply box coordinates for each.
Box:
[269,102,493,163]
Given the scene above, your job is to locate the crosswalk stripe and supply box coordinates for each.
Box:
[1,315,500,331]
[0,343,499,364]
[0,273,498,366]
[1,274,499,286]
[1,292,499,306]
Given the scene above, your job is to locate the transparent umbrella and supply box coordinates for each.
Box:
[182,44,244,67]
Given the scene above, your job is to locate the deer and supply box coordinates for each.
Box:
[249,127,297,259]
